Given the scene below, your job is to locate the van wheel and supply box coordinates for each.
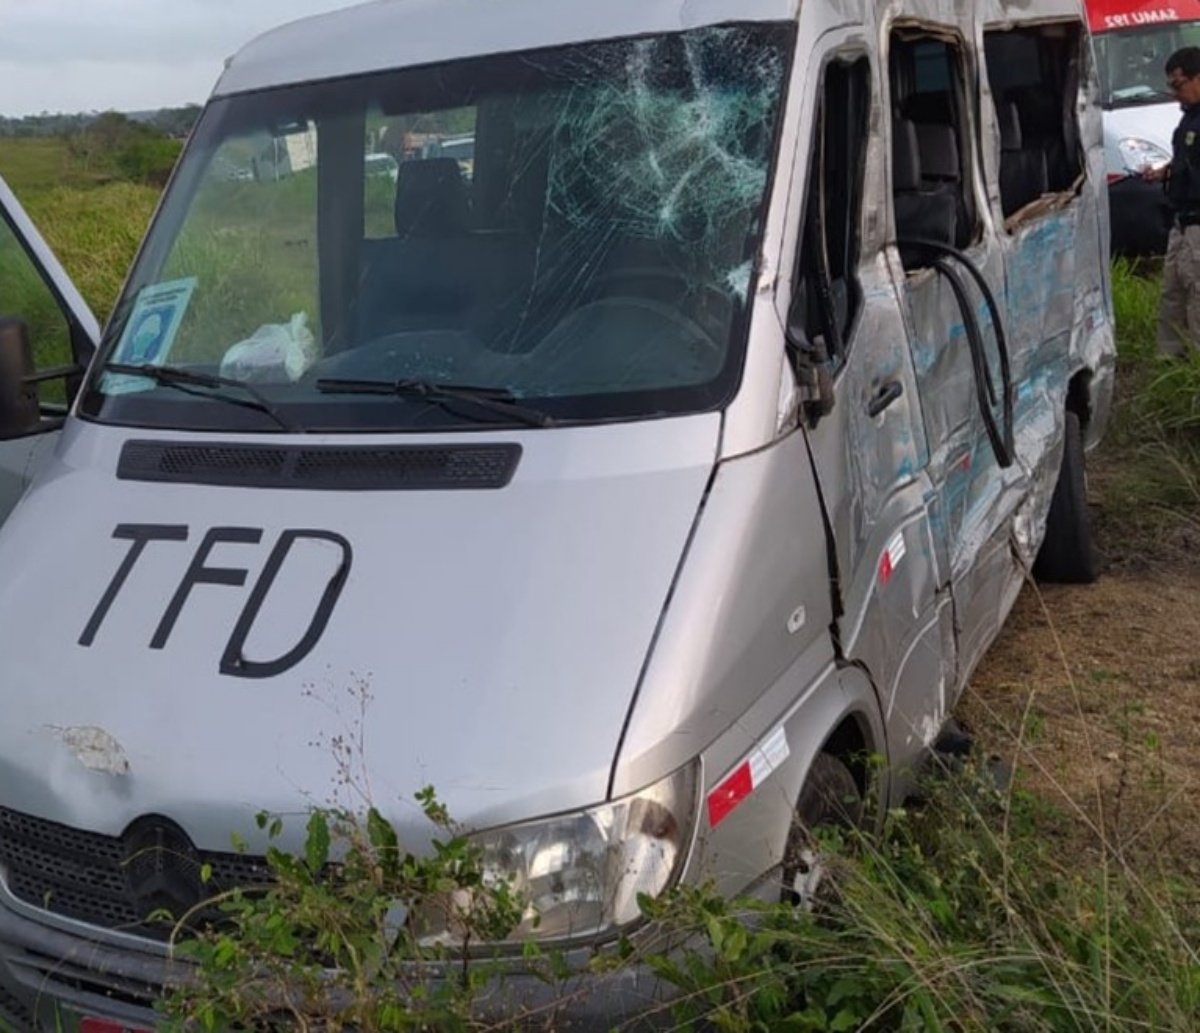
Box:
[780,753,862,909]
[1033,411,1096,584]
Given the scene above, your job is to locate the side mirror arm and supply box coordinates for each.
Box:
[786,320,835,428]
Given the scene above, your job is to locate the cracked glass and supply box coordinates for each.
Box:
[82,23,795,433]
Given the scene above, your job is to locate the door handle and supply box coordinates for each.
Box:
[866,379,903,417]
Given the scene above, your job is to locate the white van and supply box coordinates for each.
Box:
[1086,0,1200,253]
[0,0,1114,1027]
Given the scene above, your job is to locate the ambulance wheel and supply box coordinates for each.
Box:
[1033,410,1096,584]
[780,753,862,909]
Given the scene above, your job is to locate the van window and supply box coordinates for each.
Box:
[792,56,871,365]
[889,31,977,267]
[80,25,796,433]
[149,125,322,370]
[984,24,1085,219]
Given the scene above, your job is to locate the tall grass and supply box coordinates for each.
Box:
[1105,259,1200,537]
[20,182,160,325]
[649,757,1200,1031]
[1111,258,1200,439]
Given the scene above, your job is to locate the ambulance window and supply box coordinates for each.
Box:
[792,56,871,366]
[984,24,1085,220]
[889,32,977,268]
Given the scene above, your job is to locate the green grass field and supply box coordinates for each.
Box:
[0,137,160,325]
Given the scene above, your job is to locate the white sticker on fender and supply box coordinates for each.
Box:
[879,530,907,584]
[708,725,791,827]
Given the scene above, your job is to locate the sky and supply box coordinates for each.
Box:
[0,0,364,117]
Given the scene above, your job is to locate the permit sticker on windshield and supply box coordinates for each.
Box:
[113,278,197,367]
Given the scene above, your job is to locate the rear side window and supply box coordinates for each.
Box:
[984,23,1085,221]
[889,31,978,268]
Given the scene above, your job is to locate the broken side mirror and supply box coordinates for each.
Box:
[0,317,42,439]
[786,305,835,427]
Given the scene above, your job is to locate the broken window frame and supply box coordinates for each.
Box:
[788,50,873,373]
[982,20,1087,228]
[888,25,982,271]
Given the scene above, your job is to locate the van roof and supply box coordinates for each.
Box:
[214,0,799,97]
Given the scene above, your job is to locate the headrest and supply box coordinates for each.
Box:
[892,119,923,192]
[915,122,960,181]
[998,102,1023,151]
[394,158,469,237]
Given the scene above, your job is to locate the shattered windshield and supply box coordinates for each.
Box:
[1093,21,1200,107]
[81,24,794,433]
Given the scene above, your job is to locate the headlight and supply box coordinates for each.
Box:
[416,761,698,947]
[1118,137,1171,173]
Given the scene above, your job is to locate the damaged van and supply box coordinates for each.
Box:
[0,0,1114,1028]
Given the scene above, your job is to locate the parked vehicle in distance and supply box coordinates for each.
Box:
[364,150,399,182]
[1086,0,1200,254]
[0,0,1114,1028]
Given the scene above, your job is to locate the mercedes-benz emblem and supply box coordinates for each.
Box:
[120,816,203,926]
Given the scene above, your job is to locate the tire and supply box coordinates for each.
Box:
[1033,410,1097,584]
[780,753,862,908]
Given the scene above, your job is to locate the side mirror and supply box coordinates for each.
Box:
[0,318,41,439]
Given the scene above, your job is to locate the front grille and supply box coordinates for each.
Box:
[0,982,34,1030]
[0,807,271,941]
[117,439,522,490]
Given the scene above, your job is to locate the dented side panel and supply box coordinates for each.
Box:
[746,0,1111,765]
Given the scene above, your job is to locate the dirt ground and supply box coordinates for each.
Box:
[962,441,1200,881]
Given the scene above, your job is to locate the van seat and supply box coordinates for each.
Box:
[913,122,973,247]
[893,118,956,261]
[997,102,1048,216]
[915,122,960,186]
[352,160,537,347]
[393,158,470,237]
[1005,88,1069,192]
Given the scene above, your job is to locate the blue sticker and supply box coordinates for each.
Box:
[113,277,197,366]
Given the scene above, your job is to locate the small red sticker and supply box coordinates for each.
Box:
[81,1019,151,1033]
[707,762,753,827]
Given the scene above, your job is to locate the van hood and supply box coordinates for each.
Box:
[0,417,717,850]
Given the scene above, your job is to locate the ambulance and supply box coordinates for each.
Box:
[1087,0,1200,252]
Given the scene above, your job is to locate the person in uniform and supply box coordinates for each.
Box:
[1147,47,1200,357]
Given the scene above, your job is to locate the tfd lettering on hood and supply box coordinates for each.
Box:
[79,524,353,679]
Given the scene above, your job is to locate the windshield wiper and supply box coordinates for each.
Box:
[102,362,296,432]
[314,377,555,428]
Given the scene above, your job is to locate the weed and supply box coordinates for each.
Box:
[158,790,528,1032]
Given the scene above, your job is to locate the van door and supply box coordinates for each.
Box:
[886,26,1019,693]
[0,177,100,522]
[784,37,956,765]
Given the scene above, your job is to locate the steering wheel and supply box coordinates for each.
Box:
[580,267,737,356]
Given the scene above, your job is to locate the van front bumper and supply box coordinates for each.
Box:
[0,895,685,1032]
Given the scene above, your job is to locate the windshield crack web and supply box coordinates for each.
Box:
[506,26,785,372]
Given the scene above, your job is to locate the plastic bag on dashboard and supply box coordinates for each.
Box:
[219,312,315,383]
